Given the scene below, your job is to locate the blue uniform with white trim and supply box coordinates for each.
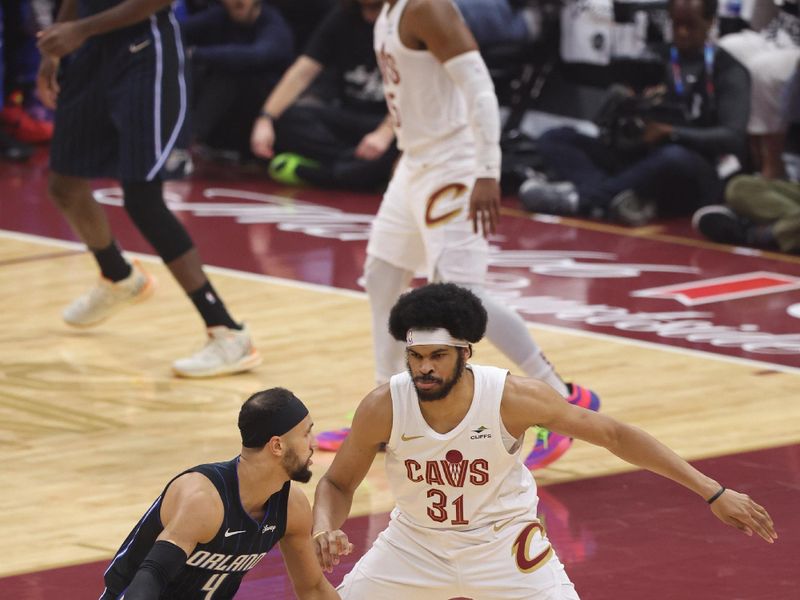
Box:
[50,1,187,182]
[99,457,290,600]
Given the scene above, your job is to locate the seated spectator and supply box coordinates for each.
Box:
[182,0,294,157]
[718,0,799,178]
[693,175,800,253]
[693,60,800,253]
[519,0,749,226]
[250,0,397,190]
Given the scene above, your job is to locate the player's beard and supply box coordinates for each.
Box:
[283,447,313,483]
[409,351,466,402]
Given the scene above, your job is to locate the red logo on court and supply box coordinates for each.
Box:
[632,272,800,306]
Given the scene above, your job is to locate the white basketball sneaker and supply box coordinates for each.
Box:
[172,325,262,378]
[63,261,156,328]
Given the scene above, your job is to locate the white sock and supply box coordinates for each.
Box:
[466,285,568,397]
[364,256,414,384]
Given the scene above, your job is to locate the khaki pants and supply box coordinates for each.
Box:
[726,175,800,252]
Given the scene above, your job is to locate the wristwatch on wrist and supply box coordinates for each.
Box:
[259,110,276,121]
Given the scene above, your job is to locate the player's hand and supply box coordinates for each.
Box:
[36,55,61,110]
[709,488,777,544]
[250,116,276,159]
[312,529,354,573]
[37,22,89,58]
[355,128,393,161]
[469,178,500,237]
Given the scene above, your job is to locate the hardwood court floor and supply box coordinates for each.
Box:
[1,152,799,599]
[1,233,798,596]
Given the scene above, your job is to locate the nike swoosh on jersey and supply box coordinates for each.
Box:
[224,528,247,537]
[400,434,424,441]
[129,39,152,54]
[493,517,516,532]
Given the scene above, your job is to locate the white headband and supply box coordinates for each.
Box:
[406,328,469,348]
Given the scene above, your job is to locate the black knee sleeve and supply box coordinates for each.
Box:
[122,180,194,263]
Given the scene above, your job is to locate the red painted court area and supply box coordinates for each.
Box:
[1,153,798,598]
[1,446,797,600]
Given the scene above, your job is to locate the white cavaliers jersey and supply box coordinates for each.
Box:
[374,0,472,156]
[384,364,539,531]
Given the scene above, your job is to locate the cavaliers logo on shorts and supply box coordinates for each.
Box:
[425,183,468,227]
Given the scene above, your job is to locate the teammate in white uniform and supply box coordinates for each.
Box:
[312,283,777,599]
[318,0,599,471]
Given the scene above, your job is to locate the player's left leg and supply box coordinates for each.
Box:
[113,11,259,377]
[119,180,260,377]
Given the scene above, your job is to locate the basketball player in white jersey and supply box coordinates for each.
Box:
[312,283,777,599]
[318,0,599,471]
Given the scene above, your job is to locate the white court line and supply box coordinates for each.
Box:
[4,228,799,375]
[0,228,366,300]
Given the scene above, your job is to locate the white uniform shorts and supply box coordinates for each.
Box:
[338,516,580,600]
[366,148,488,284]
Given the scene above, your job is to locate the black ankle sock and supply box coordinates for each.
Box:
[188,281,240,329]
[92,241,132,282]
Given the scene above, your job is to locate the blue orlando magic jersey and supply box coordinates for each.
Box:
[101,458,290,599]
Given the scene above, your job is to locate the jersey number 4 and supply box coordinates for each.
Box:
[201,573,228,599]
[427,489,469,525]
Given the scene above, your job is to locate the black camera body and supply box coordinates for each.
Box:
[595,84,669,153]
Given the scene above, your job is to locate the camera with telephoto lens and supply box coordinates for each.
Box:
[594,84,667,153]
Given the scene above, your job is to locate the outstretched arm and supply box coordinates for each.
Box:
[502,376,778,544]
[280,486,341,599]
[312,386,392,571]
[38,0,174,57]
